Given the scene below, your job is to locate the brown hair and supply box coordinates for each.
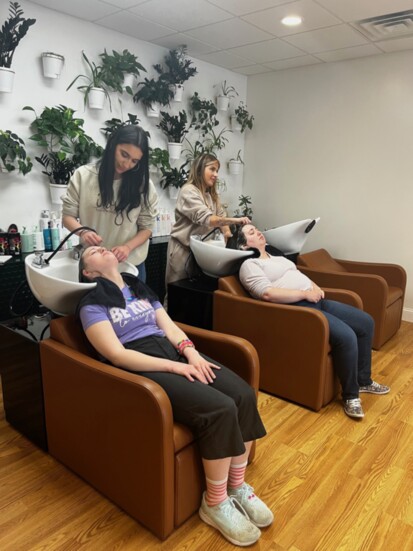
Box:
[186,153,220,205]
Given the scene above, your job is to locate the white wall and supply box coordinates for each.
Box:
[0,1,246,231]
[246,50,413,320]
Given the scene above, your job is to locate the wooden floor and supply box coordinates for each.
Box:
[1,321,412,551]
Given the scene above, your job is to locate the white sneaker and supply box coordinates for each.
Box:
[199,492,261,546]
[228,483,274,528]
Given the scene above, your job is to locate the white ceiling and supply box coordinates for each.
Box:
[27,0,413,74]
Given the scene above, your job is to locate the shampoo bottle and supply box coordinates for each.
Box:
[43,222,52,252]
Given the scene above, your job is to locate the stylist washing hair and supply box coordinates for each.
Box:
[62,125,158,282]
[165,153,250,291]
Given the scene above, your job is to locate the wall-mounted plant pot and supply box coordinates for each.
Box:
[217,95,230,111]
[41,52,65,79]
[0,67,15,93]
[168,186,179,200]
[230,115,242,132]
[171,83,184,102]
[146,103,160,118]
[88,87,106,109]
[167,142,182,160]
[123,73,135,90]
[228,161,242,175]
[49,183,66,204]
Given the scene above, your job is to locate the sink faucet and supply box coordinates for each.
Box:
[44,226,97,265]
[32,251,47,268]
[71,244,84,260]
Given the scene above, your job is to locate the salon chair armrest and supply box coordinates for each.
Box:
[322,287,363,308]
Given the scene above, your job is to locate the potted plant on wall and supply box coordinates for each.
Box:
[215,80,238,112]
[66,51,111,110]
[100,112,142,138]
[23,104,103,202]
[41,52,65,79]
[234,194,253,219]
[154,45,197,102]
[190,92,219,137]
[228,149,244,175]
[149,147,170,174]
[203,127,230,157]
[0,129,32,174]
[0,1,36,92]
[100,49,146,95]
[133,77,173,118]
[157,110,188,160]
[160,160,190,200]
[232,102,254,133]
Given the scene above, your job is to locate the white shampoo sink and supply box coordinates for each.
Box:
[263,218,320,255]
[190,235,253,278]
[25,249,137,316]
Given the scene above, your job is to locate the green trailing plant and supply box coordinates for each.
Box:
[66,51,112,109]
[182,138,207,162]
[229,149,244,164]
[190,92,219,137]
[100,49,146,94]
[23,104,103,185]
[157,110,188,143]
[160,161,190,190]
[0,2,36,68]
[203,127,230,154]
[234,102,254,133]
[133,77,173,108]
[101,113,143,138]
[234,195,253,218]
[0,129,32,175]
[149,147,170,172]
[154,45,197,85]
[216,80,238,98]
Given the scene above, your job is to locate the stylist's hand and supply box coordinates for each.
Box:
[236,216,251,225]
[184,348,221,384]
[81,230,103,247]
[111,244,130,262]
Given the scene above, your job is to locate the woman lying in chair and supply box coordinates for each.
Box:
[77,245,273,546]
[227,224,390,420]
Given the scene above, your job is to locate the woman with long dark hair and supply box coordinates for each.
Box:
[63,125,158,281]
[165,153,250,291]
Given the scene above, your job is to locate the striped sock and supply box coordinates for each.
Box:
[228,460,248,489]
[205,477,228,507]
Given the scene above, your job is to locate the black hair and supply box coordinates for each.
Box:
[226,225,286,260]
[97,125,150,224]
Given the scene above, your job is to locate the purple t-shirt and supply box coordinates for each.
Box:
[79,285,165,344]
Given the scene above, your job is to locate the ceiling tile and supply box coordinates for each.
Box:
[243,0,342,37]
[375,35,413,52]
[315,0,413,23]
[206,0,295,17]
[197,50,252,69]
[315,44,382,62]
[228,39,304,63]
[284,24,369,53]
[184,18,274,49]
[29,0,120,21]
[96,10,175,40]
[264,55,322,70]
[236,64,275,75]
[100,0,147,8]
[128,0,232,31]
[150,33,219,56]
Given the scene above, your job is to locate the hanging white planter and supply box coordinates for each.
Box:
[228,161,242,175]
[217,95,230,111]
[168,186,179,200]
[41,52,65,79]
[230,115,242,132]
[123,73,135,90]
[172,83,184,102]
[167,142,182,160]
[88,87,106,109]
[0,67,15,93]
[49,183,66,204]
[146,103,160,118]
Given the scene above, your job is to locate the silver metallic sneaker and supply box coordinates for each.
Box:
[228,483,274,528]
[343,398,364,419]
[199,492,261,546]
[359,381,390,394]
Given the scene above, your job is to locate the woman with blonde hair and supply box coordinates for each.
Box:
[165,153,250,291]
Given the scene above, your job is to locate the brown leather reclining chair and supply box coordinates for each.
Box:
[39,316,260,540]
[213,275,363,412]
[297,249,406,350]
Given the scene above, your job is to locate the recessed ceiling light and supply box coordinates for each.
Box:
[281,15,303,27]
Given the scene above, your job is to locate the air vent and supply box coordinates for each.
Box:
[353,10,413,40]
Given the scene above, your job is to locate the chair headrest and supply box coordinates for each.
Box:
[218,275,250,297]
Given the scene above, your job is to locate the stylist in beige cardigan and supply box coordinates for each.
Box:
[165,153,250,296]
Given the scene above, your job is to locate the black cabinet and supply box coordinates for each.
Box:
[167,276,218,330]
[146,237,169,303]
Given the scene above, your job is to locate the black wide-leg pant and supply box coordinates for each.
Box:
[124,335,266,460]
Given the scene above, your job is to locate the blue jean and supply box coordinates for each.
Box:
[292,299,374,400]
[136,261,146,282]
